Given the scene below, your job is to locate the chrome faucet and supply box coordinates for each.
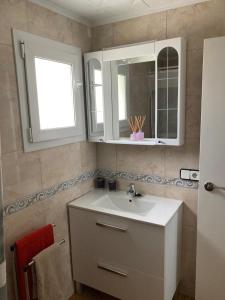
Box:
[127,183,136,199]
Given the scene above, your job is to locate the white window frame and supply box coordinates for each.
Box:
[13,30,86,152]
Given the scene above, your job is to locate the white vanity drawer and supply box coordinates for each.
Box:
[74,254,164,300]
[69,207,164,278]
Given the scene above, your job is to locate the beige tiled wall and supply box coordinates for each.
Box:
[0,1,96,299]
[2,0,225,299]
[93,0,225,297]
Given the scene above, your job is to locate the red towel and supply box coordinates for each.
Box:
[15,224,54,300]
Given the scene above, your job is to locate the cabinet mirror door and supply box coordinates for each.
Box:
[157,47,178,140]
[111,58,156,140]
[86,56,104,140]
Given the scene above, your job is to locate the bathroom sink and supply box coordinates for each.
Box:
[69,190,183,226]
[92,194,155,216]
[69,189,183,300]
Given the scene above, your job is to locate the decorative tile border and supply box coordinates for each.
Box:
[96,169,199,189]
[4,170,97,217]
[4,168,198,217]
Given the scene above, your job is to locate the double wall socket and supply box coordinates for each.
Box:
[180,168,200,181]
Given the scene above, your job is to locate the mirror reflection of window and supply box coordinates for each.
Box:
[94,85,103,124]
[118,74,127,121]
[116,59,155,139]
[93,68,102,85]
[88,58,104,133]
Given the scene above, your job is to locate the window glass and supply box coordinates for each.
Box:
[88,58,104,129]
[118,74,127,121]
[93,68,102,85]
[35,57,75,130]
[94,86,104,124]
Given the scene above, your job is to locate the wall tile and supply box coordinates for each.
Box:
[27,2,73,45]
[80,141,96,173]
[185,95,202,139]
[0,0,27,46]
[0,45,23,154]
[182,225,197,255]
[96,143,117,171]
[116,144,165,176]
[39,143,82,189]
[165,186,198,228]
[72,22,92,52]
[167,0,225,50]
[180,225,197,297]
[113,12,166,46]
[186,49,203,96]
[92,24,114,51]
[0,44,18,101]
[180,249,196,297]
[0,99,22,155]
[2,151,42,205]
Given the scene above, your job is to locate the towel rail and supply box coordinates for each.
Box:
[11,223,61,300]
[24,239,65,272]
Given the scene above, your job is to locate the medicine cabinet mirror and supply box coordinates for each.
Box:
[84,38,186,146]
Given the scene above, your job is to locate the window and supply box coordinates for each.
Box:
[35,58,75,130]
[13,30,85,152]
[118,74,127,121]
[117,64,129,132]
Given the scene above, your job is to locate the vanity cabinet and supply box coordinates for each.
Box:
[84,37,186,146]
[69,205,182,300]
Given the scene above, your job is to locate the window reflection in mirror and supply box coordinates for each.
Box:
[116,59,155,139]
[157,47,178,139]
[88,58,104,133]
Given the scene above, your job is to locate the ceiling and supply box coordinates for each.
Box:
[30,0,209,26]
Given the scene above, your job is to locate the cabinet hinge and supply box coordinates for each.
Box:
[27,128,33,143]
[20,41,25,59]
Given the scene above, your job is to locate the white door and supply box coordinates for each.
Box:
[196,36,225,300]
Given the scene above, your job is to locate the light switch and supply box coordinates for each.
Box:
[180,169,190,180]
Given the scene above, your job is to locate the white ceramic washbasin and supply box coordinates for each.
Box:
[92,194,155,216]
[69,190,182,226]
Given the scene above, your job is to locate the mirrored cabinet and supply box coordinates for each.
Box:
[84,38,186,146]
[84,52,104,141]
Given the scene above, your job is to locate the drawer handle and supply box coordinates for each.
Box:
[96,222,127,232]
[97,263,128,277]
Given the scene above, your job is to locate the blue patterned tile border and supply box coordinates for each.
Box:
[96,169,199,189]
[4,170,97,217]
[4,168,198,217]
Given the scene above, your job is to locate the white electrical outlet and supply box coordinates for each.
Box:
[190,170,200,181]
